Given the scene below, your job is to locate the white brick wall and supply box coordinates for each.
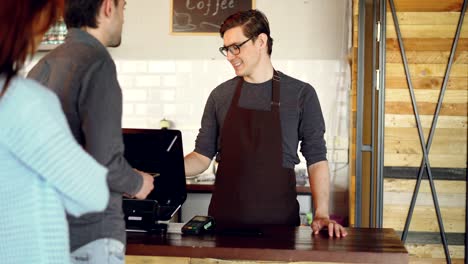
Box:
[24,57,350,198]
[148,61,176,73]
[135,75,161,87]
[117,59,350,185]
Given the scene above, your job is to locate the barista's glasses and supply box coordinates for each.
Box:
[219,36,253,56]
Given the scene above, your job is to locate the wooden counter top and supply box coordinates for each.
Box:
[126,225,408,263]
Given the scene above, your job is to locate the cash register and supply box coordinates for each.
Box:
[121,128,187,233]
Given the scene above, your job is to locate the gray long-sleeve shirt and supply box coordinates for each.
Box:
[195,71,327,169]
[28,28,142,251]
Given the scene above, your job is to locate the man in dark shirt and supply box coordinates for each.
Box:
[184,9,347,237]
[28,0,154,263]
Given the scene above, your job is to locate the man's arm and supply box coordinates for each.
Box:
[132,169,154,199]
[185,87,221,177]
[308,160,347,237]
[184,151,212,176]
[27,54,153,199]
[79,59,152,198]
[308,160,330,218]
[297,84,346,237]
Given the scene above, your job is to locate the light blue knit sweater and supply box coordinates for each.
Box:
[0,76,109,264]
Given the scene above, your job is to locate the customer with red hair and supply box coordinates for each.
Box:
[0,1,110,263]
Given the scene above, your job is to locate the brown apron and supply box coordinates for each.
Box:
[208,71,300,227]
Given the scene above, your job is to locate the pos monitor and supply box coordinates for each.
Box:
[121,128,187,232]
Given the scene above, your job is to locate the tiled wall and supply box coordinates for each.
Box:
[25,56,349,169]
[24,0,351,219]
[114,58,350,187]
[113,58,350,217]
[26,55,350,216]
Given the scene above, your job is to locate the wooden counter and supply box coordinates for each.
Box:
[126,225,408,263]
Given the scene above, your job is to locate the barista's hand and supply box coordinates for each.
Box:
[311,216,348,238]
[133,169,154,200]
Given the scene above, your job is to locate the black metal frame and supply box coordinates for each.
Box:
[356,7,467,261]
[387,0,467,263]
[355,0,468,263]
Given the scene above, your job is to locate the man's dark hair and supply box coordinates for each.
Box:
[65,0,118,28]
[220,9,273,56]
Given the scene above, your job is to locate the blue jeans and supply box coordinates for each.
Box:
[70,238,125,264]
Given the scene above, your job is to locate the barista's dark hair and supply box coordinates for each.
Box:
[65,0,119,28]
[220,9,273,56]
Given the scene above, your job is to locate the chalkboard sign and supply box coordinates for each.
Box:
[171,0,255,34]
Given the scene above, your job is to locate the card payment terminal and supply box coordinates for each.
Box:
[182,216,215,235]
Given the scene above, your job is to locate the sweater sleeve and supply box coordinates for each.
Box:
[194,91,219,159]
[299,84,328,166]
[5,89,109,217]
[78,59,143,195]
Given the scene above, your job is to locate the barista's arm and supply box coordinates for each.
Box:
[186,88,221,177]
[308,160,330,219]
[184,151,211,176]
[308,160,347,237]
[299,84,346,236]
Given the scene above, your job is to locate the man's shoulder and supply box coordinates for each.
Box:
[217,76,239,88]
[30,41,114,84]
[278,71,309,86]
[278,71,315,93]
[212,76,239,95]
[41,39,111,67]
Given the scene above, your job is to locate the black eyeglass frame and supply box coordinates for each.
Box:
[219,37,254,57]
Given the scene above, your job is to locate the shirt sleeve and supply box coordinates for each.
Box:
[299,84,328,166]
[194,91,219,159]
[5,90,109,217]
[78,59,143,195]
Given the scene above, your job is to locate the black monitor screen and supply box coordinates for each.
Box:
[122,128,187,206]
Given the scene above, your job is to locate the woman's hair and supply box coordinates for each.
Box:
[220,9,274,56]
[0,0,64,98]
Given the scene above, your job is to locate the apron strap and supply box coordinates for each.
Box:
[271,70,281,109]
